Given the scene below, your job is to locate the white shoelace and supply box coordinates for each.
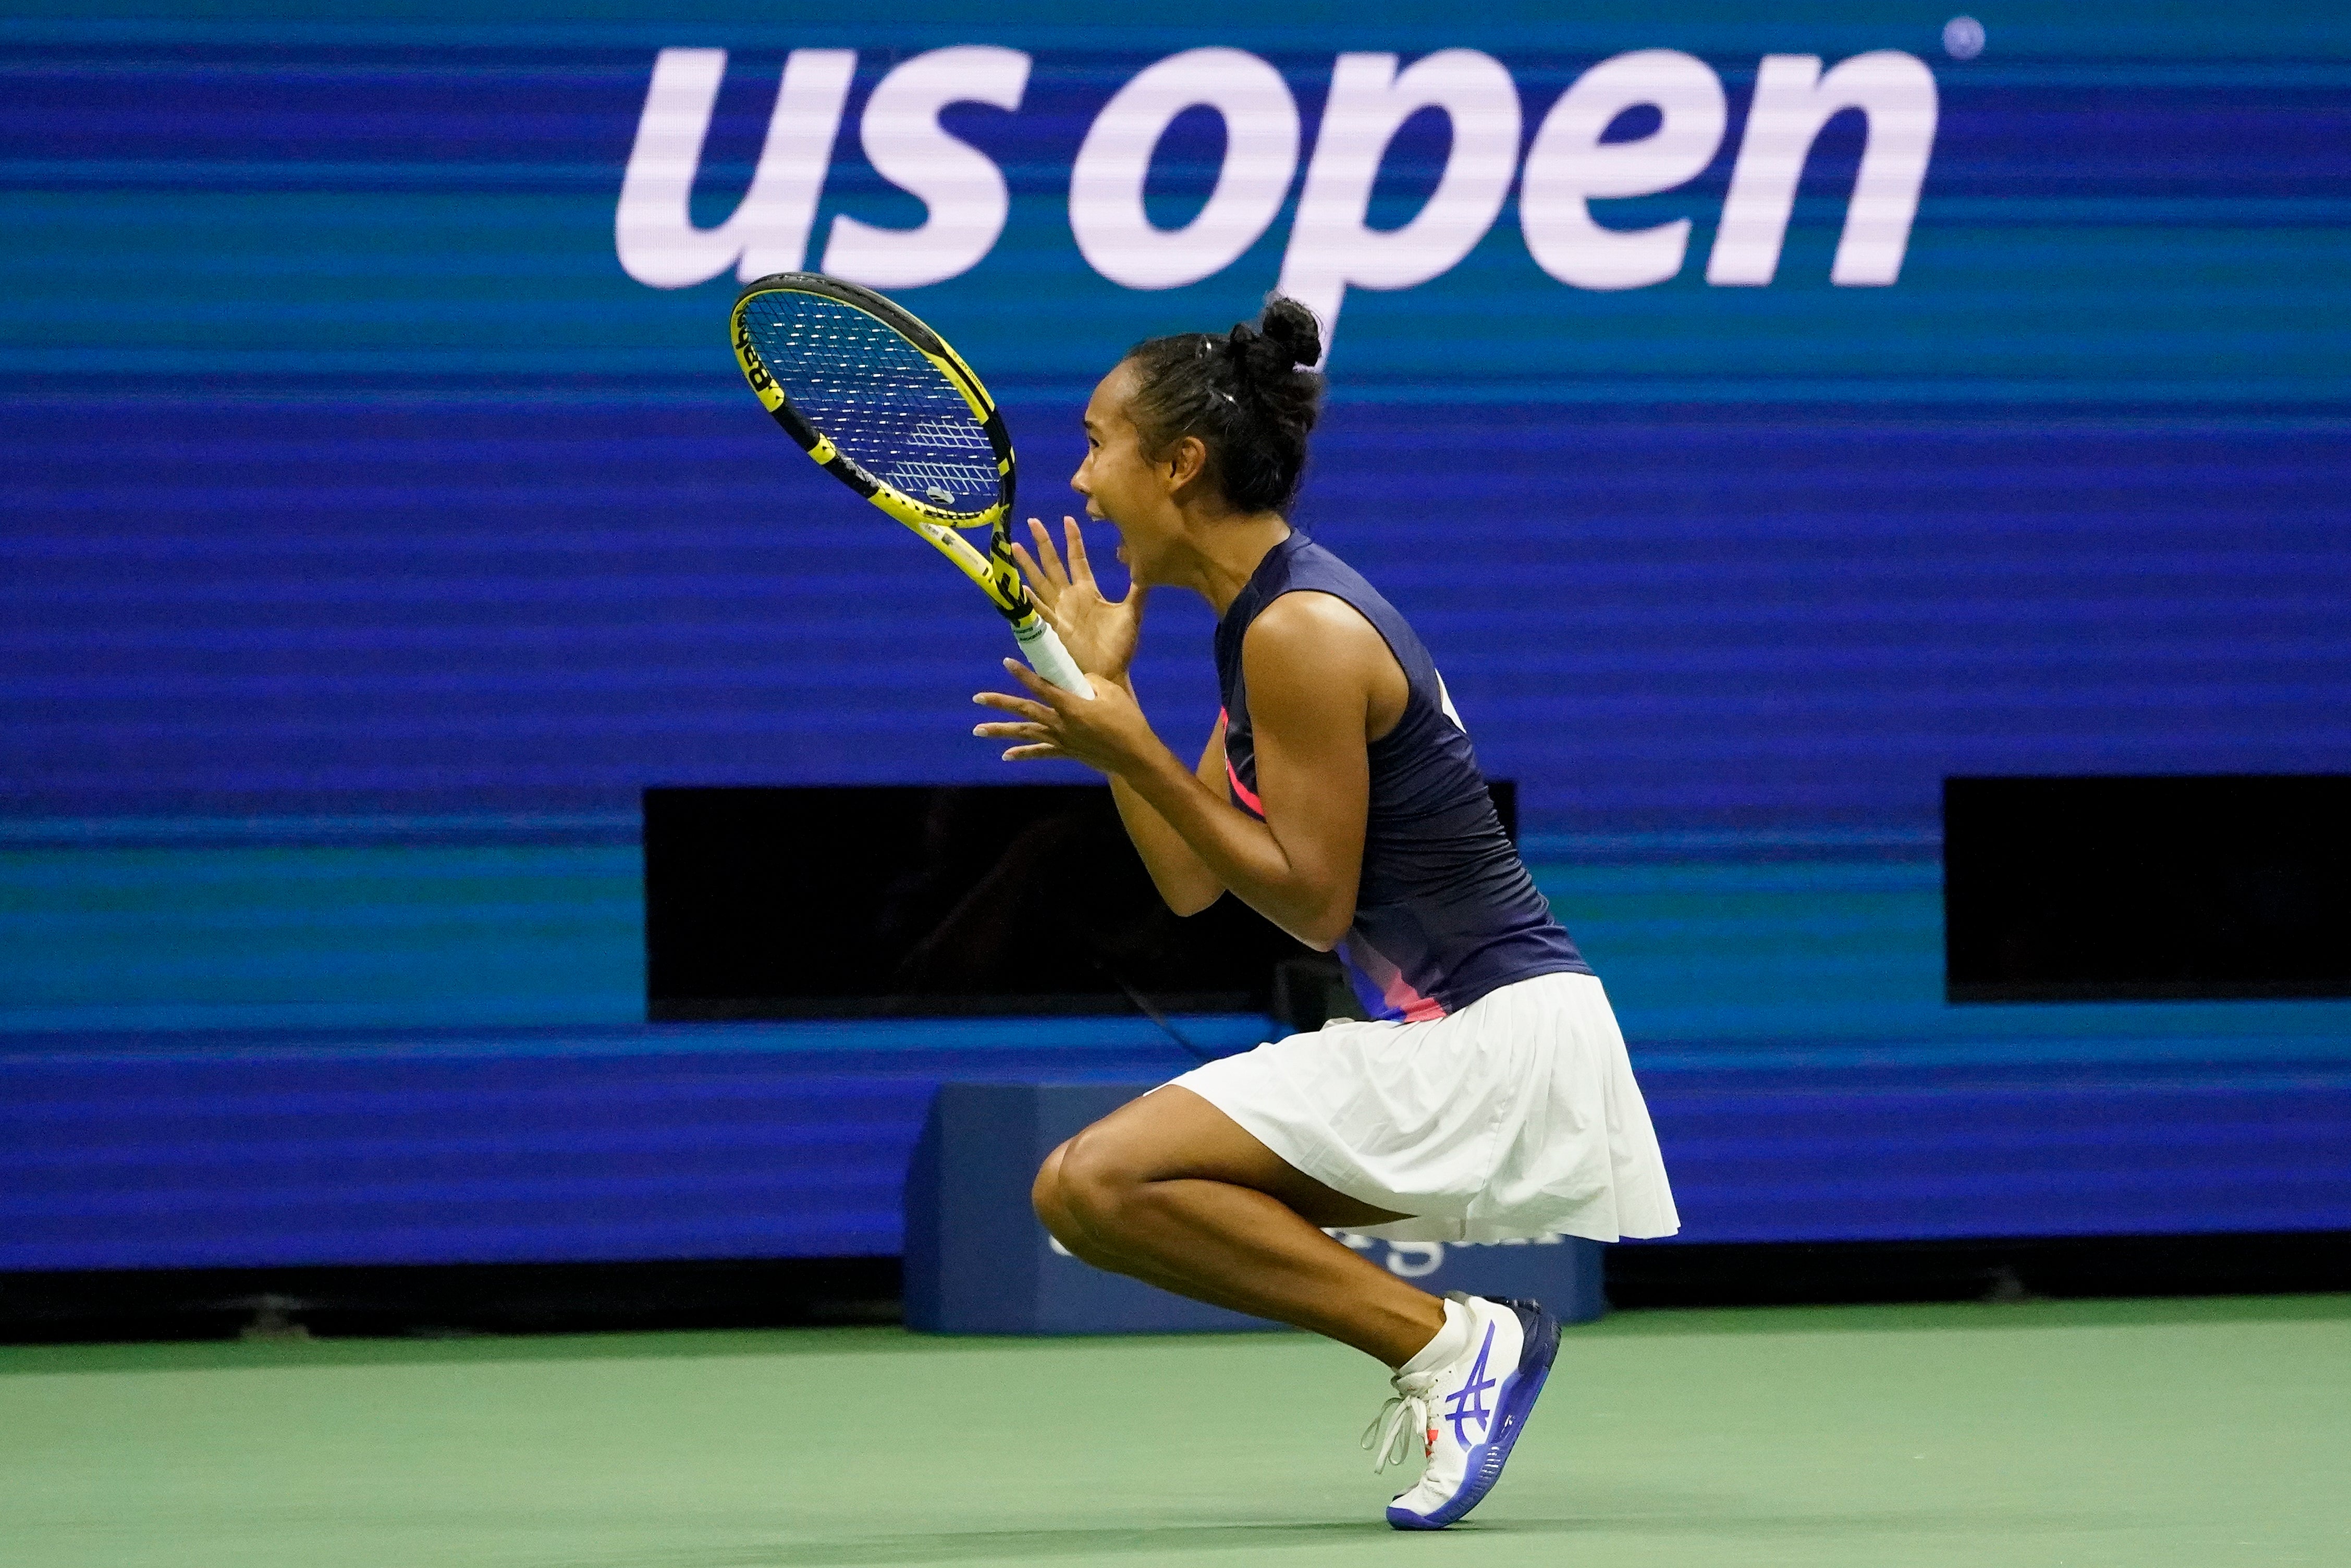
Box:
[1360,1378,1437,1474]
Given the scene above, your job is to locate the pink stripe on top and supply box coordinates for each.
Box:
[1220,706,1264,816]
[1345,935,1449,1023]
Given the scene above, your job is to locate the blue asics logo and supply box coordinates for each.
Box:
[1443,1324,1499,1446]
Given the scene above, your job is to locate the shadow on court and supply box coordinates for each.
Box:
[634,1523,1376,1565]
[627,1500,2116,1566]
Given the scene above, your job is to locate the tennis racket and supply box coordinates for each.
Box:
[729,272,1093,696]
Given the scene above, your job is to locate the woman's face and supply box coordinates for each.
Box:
[1071,361,1185,584]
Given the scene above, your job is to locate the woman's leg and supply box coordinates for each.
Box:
[1031,1085,1446,1367]
[1033,1144,1290,1320]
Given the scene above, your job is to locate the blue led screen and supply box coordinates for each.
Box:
[4,3,2350,1265]
[6,1,2345,831]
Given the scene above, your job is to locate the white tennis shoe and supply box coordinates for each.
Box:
[1361,1292,1561,1530]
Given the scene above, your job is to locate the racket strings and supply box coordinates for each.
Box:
[742,296,1001,512]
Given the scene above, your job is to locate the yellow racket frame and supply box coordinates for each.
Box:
[730,273,1032,624]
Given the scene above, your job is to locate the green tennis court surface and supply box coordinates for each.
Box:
[5,1295,2345,1568]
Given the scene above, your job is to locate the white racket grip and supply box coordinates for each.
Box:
[1011,617,1095,697]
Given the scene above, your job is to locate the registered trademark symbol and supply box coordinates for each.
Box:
[1943,16,1986,59]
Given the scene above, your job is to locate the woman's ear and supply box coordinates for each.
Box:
[1162,434,1210,493]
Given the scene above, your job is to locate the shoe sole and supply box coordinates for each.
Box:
[1386,1296,1561,1531]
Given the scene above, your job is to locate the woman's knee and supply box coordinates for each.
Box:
[1053,1126,1148,1236]
[1034,1140,1127,1266]
[1036,1137,1130,1234]
[1031,1140,1076,1232]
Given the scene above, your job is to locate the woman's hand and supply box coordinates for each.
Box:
[973,658,1165,778]
[1011,517,1145,681]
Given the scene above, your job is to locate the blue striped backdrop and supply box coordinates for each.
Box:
[4,2,2348,1265]
[7,2,2347,827]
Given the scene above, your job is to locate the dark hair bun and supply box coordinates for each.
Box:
[1256,296,1323,370]
[1119,297,1327,516]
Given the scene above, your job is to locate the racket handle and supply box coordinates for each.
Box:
[1011,616,1095,698]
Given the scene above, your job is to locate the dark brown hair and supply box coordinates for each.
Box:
[1119,296,1325,515]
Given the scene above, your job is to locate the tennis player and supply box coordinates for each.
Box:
[972,298,1677,1529]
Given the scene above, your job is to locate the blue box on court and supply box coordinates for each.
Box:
[903,1082,1606,1334]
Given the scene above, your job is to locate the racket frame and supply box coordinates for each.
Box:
[731,273,1087,694]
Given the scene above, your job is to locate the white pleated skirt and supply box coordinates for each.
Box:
[1169,971,1680,1244]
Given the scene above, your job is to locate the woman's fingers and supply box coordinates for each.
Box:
[972,713,1054,745]
[998,657,1074,707]
[1061,517,1097,592]
[970,693,1064,760]
[1064,517,1144,612]
[1029,518,1071,581]
[1008,542,1055,609]
[972,698,1064,760]
[972,687,1054,724]
[1025,519,1071,591]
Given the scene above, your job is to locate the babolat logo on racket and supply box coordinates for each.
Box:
[733,322,777,393]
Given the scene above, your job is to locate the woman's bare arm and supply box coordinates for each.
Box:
[974,591,1399,950]
[1109,595,1380,947]
[1109,709,1230,916]
[999,519,1235,916]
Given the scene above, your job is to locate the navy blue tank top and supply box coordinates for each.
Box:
[1215,531,1590,1022]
